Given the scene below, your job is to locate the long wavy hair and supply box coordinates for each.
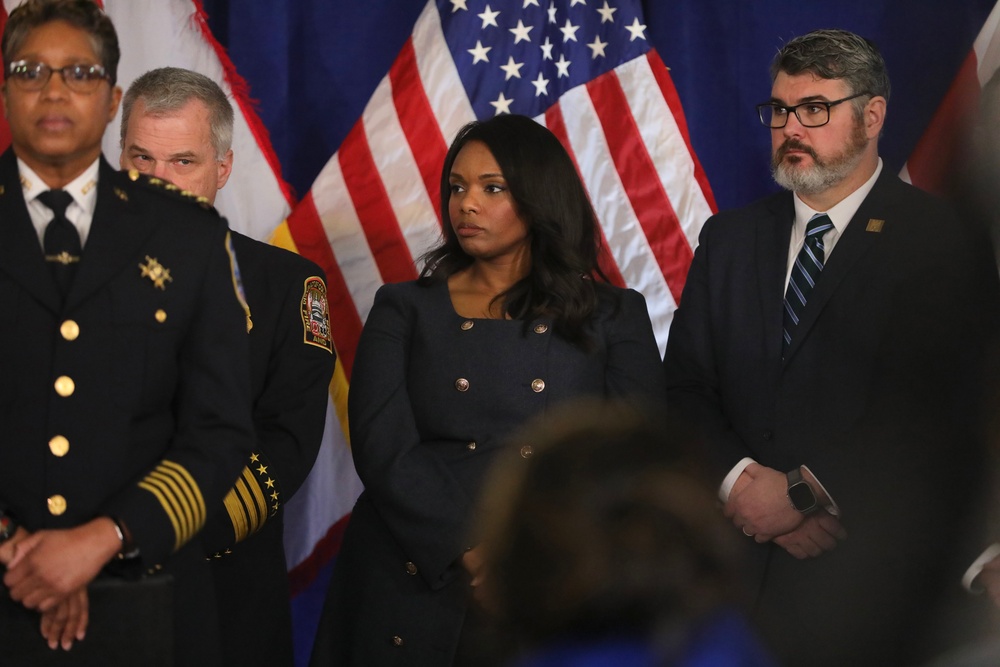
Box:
[419,114,611,347]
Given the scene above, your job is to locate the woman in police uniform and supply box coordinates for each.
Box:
[310,114,665,666]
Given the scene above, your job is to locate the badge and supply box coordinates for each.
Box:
[139,255,173,290]
[301,276,333,353]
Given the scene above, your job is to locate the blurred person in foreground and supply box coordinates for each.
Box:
[475,399,776,667]
[120,66,336,667]
[663,28,1000,667]
[0,1,253,664]
[309,113,666,666]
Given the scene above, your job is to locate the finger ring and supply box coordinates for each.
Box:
[742,526,753,537]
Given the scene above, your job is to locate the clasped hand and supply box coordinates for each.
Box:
[1,518,121,651]
[724,463,847,559]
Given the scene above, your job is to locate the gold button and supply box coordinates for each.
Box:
[466,441,477,451]
[155,309,167,323]
[49,435,69,457]
[47,494,67,516]
[405,561,418,575]
[533,323,548,334]
[455,378,469,392]
[531,378,545,393]
[392,636,404,647]
[54,376,75,397]
[520,445,534,459]
[60,320,80,341]
[460,320,474,331]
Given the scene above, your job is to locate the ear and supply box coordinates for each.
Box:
[107,85,122,123]
[864,95,886,140]
[216,149,233,190]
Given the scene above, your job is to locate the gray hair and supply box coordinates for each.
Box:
[120,66,234,160]
[771,29,891,116]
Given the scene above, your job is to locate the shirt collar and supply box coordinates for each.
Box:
[792,157,883,234]
[17,157,100,218]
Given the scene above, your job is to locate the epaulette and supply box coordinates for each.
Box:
[124,168,219,216]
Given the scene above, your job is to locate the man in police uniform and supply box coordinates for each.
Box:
[120,67,336,666]
[0,1,254,664]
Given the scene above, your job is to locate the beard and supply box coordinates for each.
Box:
[771,118,869,195]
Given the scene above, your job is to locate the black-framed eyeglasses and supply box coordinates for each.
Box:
[6,60,110,93]
[756,92,872,129]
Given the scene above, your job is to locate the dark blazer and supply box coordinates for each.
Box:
[310,280,667,667]
[201,233,335,667]
[0,151,254,666]
[663,170,1000,667]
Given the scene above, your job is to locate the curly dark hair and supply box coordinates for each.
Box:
[3,0,120,86]
[419,114,612,347]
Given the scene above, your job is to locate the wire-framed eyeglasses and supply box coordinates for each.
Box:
[6,60,110,93]
[756,92,872,129]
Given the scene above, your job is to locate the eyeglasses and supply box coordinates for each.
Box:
[756,92,872,129]
[6,60,110,93]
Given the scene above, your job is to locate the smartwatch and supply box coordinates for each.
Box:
[786,467,819,514]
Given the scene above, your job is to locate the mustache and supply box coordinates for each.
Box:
[775,139,818,162]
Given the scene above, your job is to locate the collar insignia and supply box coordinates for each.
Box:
[866,219,884,233]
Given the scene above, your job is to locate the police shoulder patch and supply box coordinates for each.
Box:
[301,276,333,353]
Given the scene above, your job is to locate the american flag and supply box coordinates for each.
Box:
[285,0,716,374]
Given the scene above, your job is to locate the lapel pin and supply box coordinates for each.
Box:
[114,187,128,202]
[139,255,173,290]
[0,184,5,196]
[866,219,884,233]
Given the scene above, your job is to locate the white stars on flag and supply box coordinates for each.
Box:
[541,36,554,60]
[560,18,580,42]
[597,1,616,23]
[500,56,525,80]
[479,5,501,28]
[587,35,608,59]
[468,40,492,64]
[509,19,533,43]
[531,71,550,96]
[490,91,514,115]
[625,17,647,41]
[447,0,651,119]
[555,53,571,77]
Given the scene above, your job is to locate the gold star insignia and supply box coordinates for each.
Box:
[265,478,275,489]
[139,256,173,290]
[249,453,260,463]
[270,491,279,501]
[256,464,268,475]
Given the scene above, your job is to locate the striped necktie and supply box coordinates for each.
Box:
[782,213,833,352]
[39,189,81,298]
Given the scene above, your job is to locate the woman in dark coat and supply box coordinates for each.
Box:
[309,114,666,666]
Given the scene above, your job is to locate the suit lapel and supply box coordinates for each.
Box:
[757,194,794,365]
[65,159,157,311]
[782,171,890,362]
[0,149,63,313]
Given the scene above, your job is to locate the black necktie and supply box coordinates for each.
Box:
[38,189,80,297]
